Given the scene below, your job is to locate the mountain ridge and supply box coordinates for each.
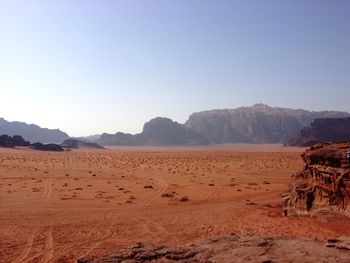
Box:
[2,104,350,146]
[288,117,350,146]
[96,117,209,146]
[185,104,350,144]
[0,118,69,144]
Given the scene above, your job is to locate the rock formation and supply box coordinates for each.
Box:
[76,134,102,142]
[98,132,136,146]
[185,104,350,144]
[288,117,350,146]
[62,139,105,149]
[0,135,30,148]
[2,105,349,146]
[97,117,209,146]
[78,234,350,263]
[283,141,350,217]
[0,118,69,144]
[31,142,64,152]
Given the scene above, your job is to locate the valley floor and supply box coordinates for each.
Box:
[1,145,349,262]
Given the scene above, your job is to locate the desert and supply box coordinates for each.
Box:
[2,1,350,262]
[1,144,350,262]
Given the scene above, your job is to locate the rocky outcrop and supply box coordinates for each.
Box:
[97,117,209,146]
[185,104,350,144]
[0,134,64,151]
[62,139,105,149]
[0,118,69,144]
[0,135,30,148]
[31,142,64,152]
[283,141,350,217]
[288,118,350,146]
[78,234,350,263]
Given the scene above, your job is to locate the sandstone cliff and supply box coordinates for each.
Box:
[97,117,209,146]
[288,117,350,146]
[283,141,350,217]
[185,104,350,144]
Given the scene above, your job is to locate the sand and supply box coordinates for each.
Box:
[1,145,349,262]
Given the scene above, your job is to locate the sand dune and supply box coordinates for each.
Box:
[1,145,349,262]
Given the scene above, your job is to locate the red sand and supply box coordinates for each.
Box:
[1,145,349,262]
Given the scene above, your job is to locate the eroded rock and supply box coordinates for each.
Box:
[283,141,350,217]
[78,234,350,263]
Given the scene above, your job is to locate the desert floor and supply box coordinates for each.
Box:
[1,145,350,263]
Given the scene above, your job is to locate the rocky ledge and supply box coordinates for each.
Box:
[283,141,350,217]
[78,234,350,263]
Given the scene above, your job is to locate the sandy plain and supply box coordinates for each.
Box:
[1,144,350,262]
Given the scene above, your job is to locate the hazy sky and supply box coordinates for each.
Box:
[1,0,349,136]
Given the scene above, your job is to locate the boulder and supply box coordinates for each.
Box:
[283,141,350,217]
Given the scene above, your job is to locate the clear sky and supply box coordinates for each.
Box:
[1,0,349,137]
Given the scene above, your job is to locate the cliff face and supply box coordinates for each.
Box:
[185,104,350,144]
[283,141,350,217]
[97,117,209,146]
[288,117,350,146]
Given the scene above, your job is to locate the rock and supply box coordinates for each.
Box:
[0,135,30,148]
[288,118,350,146]
[185,104,350,144]
[327,237,350,250]
[78,234,350,263]
[62,139,105,149]
[31,142,64,152]
[283,141,350,217]
[97,117,209,146]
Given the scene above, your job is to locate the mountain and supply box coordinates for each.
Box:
[184,104,350,144]
[2,104,349,146]
[97,117,209,146]
[74,134,101,142]
[288,118,350,146]
[62,139,105,149]
[0,118,69,144]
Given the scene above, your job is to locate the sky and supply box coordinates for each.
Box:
[0,0,349,137]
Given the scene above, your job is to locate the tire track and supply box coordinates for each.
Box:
[41,227,53,263]
[14,227,38,263]
[142,178,168,205]
[132,214,174,243]
[200,185,226,204]
[48,224,121,262]
[41,179,53,199]
[190,185,200,203]
[73,241,102,262]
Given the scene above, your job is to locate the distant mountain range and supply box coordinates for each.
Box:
[185,104,350,144]
[62,139,105,149]
[96,117,209,146]
[1,104,349,146]
[288,117,350,146]
[0,118,69,144]
[74,134,102,142]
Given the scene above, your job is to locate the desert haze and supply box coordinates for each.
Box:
[1,145,350,262]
